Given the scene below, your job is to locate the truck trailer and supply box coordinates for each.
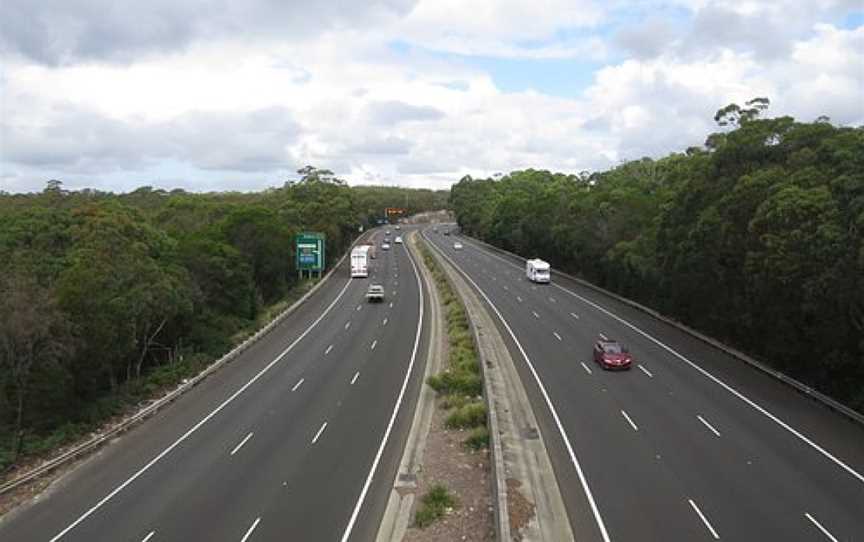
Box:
[351,245,371,278]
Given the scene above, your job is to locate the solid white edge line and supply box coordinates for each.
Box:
[312,422,328,444]
[621,410,639,432]
[553,332,563,341]
[805,513,840,542]
[351,372,360,385]
[141,531,155,542]
[240,517,261,542]
[581,362,593,375]
[688,499,720,540]
[423,232,612,542]
[697,415,721,437]
[339,231,425,542]
[49,277,355,542]
[637,364,653,378]
[462,236,864,486]
[292,378,305,392]
[230,432,254,456]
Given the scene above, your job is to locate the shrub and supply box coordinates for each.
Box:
[464,426,490,450]
[414,484,458,528]
[445,401,487,429]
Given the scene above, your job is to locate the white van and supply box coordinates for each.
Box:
[351,245,371,278]
[526,259,551,283]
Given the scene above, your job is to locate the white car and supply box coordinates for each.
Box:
[453,242,463,250]
[382,242,391,250]
[395,236,403,244]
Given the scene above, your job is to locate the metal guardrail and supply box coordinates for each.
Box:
[459,232,864,427]
[0,234,367,496]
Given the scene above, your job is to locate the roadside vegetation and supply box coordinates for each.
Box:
[450,100,864,412]
[0,167,448,473]
[419,242,488,453]
[414,484,459,528]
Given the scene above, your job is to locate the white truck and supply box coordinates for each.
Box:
[526,258,551,283]
[351,245,372,278]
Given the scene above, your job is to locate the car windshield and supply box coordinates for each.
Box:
[603,343,623,354]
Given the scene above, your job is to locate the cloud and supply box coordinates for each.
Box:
[366,101,446,125]
[0,0,416,65]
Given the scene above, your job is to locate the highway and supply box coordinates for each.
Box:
[0,227,427,542]
[424,227,864,542]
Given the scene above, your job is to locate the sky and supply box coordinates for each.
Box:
[1,0,862,193]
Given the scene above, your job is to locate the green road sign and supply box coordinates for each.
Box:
[295,232,325,273]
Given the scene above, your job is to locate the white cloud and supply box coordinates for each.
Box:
[1,1,862,193]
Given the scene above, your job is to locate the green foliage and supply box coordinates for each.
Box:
[464,426,490,450]
[0,176,446,469]
[444,401,487,429]
[414,484,458,528]
[451,114,864,412]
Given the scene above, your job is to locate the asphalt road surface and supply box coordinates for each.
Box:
[424,226,864,542]
[0,226,428,542]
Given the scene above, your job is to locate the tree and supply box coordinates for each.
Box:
[714,97,771,128]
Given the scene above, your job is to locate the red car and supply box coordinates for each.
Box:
[593,336,633,370]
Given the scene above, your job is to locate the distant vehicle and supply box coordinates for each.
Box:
[395,225,401,230]
[453,242,463,250]
[593,336,633,370]
[443,230,450,236]
[433,227,438,233]
[385,230,391,235]
[365,284,385,302]
[526,259,551,283]
[395,236,403,244]
[351,245,371,278]
[382,242,391,250]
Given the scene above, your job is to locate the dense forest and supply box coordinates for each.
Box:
[451,104,864,412]
[0,168,448,470]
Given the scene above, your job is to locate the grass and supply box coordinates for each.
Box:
[414,484,459,528]
[419,240,489,451]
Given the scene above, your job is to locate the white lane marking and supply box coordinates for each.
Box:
[621,410,639,432]
[312,422,328,444]
[805,513,840,542]
[570,312,580,319]
[389,302,394,308]
[47,276,355,542]
[532,311,540,319]
[345,321,351,330]
[581,362,593,375]
[517,296,523,302]
[688,499,719,539]
[392,290,397,296]
[549,297,557,303]
[356,305,362,311]
[423,233,611,542]
[598,332,608,341]
[240,517,261,542]
[141,532,155,542]
[697,415,721,437]
[383,317,389,326]
[351,372,360,385]
[503,285,509,291]
[292,378,305,392]
[371,340,378,350]
[637,364,654,378]
[464,235,864,485]
[340,230,425,542]
[230,432,254,456]
[553,332,563,341]
[325,344,334,355]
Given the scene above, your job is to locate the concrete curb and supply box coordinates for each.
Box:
[459,232,864,427]
[0,232,371,496]
[375,230,445,542]
[421,234,511,542]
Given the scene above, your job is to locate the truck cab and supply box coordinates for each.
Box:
[526,258,551,283]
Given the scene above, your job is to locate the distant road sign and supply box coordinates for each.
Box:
[296,232,325,272]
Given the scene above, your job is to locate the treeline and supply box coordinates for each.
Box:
[0,168,448,469]
[451,106,864,411]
